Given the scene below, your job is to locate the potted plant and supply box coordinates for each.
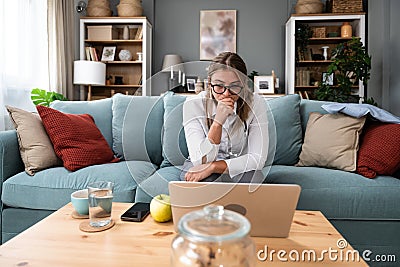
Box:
[315,37,371,102]
[295,24,313,61]
[31,88,68,107]
[106,75,113,85]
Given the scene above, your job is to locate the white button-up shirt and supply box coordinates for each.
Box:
[182,91,269,178]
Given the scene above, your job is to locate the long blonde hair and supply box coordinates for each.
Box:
[205,52,253,130]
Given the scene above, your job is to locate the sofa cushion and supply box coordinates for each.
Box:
[51,98,113,147]
[6,106,61,175]
[297,112,366,172]
[135,165,182,203]
[160,93,189,167]
[266,94,302,165]
[264,165,400,220]
[112,94,164,166]
[36,105,119,171]
[2,161,157,210]
[357,121,400,178]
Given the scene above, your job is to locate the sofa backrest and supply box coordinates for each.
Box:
[112,94,164,166]
[52,94,165,166]
[299,99,331,134]
[160,93,304,167]
[266,94,303,165]
[51,98,113,147]
[50,94,333,168]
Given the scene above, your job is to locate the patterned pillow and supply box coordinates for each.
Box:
[357,121,400,178]
[37,105,119,171]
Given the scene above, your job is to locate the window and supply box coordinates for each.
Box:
[0,0,48,129]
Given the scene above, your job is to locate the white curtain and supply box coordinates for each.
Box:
[48,0,75,99]
[0,0,49,130]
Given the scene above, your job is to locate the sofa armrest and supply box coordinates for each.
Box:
[0,130,24,185]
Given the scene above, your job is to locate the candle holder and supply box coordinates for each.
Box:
[161,54,184,90]
[321,46,329,60]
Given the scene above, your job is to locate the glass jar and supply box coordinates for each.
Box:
[171,205,256,267]
[341,22,352,38]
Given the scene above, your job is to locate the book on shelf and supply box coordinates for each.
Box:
[85,47,91,60]
[85,46,99,61]
[135,26,143,40]
[90,47,99,61]
[295,69,310,86]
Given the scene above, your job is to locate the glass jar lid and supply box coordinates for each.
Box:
[177,205,251,243]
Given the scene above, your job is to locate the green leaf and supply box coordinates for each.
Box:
[30,88,68,107]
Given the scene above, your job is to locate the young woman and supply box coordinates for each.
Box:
[181,52,269,183]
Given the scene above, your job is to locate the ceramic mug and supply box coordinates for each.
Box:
[71,189,89,215]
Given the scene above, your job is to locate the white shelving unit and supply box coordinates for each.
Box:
[79,17,152,100]
[285,13,366,101]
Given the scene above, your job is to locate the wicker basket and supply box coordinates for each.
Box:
[117,4,143,17]
[87,0,110,8]
[295,0,324,14]
[327,0,363,13]
[120,0,141,5]
[87,6,112,17]
[87,0,111,17]
[312,27,326,38]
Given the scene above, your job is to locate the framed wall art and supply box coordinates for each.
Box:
[322,72,334,85]
[254,76,275,94]
[200,10,236,60]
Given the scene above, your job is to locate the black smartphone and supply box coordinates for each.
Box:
[121,202,150,222]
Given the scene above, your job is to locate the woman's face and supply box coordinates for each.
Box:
[209,70,242,103]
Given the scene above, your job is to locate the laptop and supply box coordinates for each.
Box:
[168,181,301,238]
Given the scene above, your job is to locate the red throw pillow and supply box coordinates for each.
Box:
[37,105,119,171]
[356,121,400,178]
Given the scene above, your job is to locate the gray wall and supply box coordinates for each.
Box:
[389,0,400,116]
[73,0,400,115]
[151,0,289,95]
[368,0,400,115]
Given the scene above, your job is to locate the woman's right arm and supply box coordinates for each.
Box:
[183,98,220,166]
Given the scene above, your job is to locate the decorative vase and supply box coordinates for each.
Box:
[123,26,129,40]
[118,50,133,61]
[341,22,352,38]
[321,46,329,60]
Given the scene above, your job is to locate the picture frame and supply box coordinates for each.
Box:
[322,72,334,85]
[186,78,196,92]
[254,76,274,94]
[200,10,237,60]
[101,46,116,61]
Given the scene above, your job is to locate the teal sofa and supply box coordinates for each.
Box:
[1,93,399,266]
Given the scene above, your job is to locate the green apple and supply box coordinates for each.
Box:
[150,194,172,223]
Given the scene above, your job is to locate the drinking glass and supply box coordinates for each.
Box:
[88,181,114,227]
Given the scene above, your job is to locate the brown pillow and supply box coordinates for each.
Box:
[296,112,366,172]
[6,106,61,175]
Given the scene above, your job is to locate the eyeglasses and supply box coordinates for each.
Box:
[210,83,243,95]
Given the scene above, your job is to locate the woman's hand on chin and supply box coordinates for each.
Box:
[185,163,214,182]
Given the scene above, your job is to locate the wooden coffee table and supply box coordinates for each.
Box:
[0,203,367,266]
